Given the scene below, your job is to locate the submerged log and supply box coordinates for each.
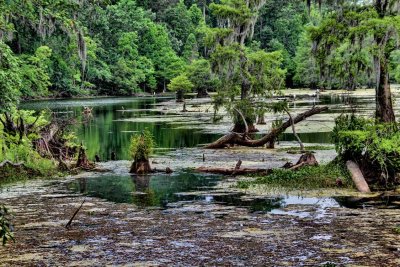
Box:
[196,166,272,175]
[205,106,328,149]
[197,153,319,176]
[346,160,371,193]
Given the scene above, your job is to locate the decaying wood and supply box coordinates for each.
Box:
[197,153,320,176]
[196,166,272,175]
[346,160,371,193]
[205,106,328,149]
[130,160,152,174]
[65,199,86,229]
[0,160,24,168]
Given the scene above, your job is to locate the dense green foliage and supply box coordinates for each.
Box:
[129,129,155,161]
[3,0,400,101]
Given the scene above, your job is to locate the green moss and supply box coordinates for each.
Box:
[237,162,351,190]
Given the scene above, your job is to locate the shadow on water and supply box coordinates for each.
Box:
[67,171,400,213]
[67,172,286,212]
[335,195,400,209]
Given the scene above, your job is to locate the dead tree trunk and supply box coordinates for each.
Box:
[205,106,328,149]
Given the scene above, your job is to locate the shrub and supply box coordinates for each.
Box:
[129,129,155,162]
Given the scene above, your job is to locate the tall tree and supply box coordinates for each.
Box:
[207,0,286,132]
[309,0,399,123]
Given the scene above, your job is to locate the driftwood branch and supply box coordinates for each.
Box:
[65,199,86,229]
[196,166,272,175]
[285,108,305,152]
[196,153,319,175]
[0,160,24,168]
[205,106,328,149]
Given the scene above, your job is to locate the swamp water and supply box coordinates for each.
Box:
[20,93,400,214]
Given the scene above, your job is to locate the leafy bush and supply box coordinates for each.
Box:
[129,129,155,161]
[332,114,400,183]
[0,205,13,246]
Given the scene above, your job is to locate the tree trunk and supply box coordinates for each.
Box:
[375,56,396,123]
[232,123,258,133]
[176,90,184,103]
[257,113,266,125]
[197,88,209,98]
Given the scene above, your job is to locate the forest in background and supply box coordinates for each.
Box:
[3,0,400,102]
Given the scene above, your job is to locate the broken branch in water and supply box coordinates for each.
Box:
[65,199,86,229]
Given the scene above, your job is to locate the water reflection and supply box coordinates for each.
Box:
[20,93,394,160]
[68,172,221,208]
[22,97,221,160]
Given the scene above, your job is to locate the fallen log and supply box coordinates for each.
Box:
[196,166,272,175]
[205,106,328,149]
[0,160,24,168]
[346,160,371,193]
[0,160,38,174]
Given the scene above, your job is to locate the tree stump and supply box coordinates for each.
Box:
[130,160,152,174]
[76,146,94,169]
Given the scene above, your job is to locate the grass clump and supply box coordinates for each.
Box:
[237,162,351,190]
